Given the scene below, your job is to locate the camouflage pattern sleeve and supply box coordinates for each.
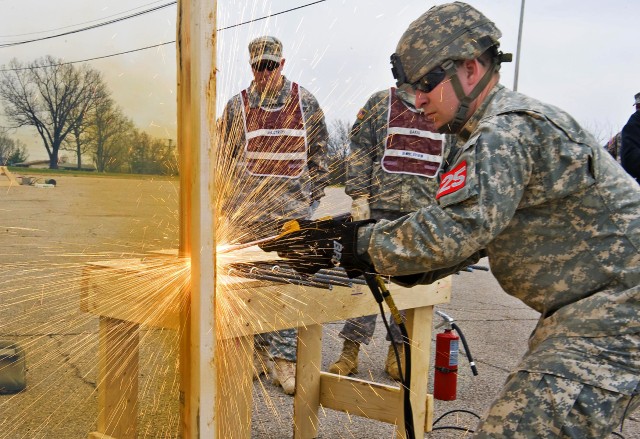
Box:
[300,87,330,202]
[219,94,245,160]
[345,90,388,200]
[366,122,533,275]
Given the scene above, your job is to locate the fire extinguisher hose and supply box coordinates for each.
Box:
[451,322,478,376]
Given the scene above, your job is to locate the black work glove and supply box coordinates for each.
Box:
[259,215,376,278]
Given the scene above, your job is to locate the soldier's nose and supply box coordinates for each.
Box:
[415,90,429,109]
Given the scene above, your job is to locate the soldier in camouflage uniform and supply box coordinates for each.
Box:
[330,87,445,380]
[605,132,622,164]
[219,36,329,395]
[260,2,640,436]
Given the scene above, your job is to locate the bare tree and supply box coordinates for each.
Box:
[128,129,177,175]
[326,119,352,185]
[0,56,102,169]
[62,81,109,170]
[90,95,133,172]
[0,132,28,165]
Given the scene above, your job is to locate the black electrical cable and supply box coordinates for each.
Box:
[431,425,475,433]
[432,409,481,426]
[363,273,415,439]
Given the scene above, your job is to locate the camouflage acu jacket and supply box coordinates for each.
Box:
[346,89,449,212]
[363,84,640,341]
[218,77,329,234]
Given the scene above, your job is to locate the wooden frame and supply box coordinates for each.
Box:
[81,0,451,436]
[80,255,450,438]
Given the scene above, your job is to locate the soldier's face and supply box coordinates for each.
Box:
[414,60,481,132]
[251,58,285,93]
[414,75,460,130]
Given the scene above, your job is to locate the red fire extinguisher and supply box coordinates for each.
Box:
[434,311,478,401]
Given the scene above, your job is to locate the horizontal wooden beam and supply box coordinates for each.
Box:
[80,254,451,338]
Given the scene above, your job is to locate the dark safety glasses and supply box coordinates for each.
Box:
[252,60,280,72]
[412,67,447,93]
[391,52,448,94]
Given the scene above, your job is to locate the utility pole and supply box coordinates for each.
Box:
[513,0,526,91]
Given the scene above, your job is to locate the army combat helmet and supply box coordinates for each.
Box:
[390,2,512,132]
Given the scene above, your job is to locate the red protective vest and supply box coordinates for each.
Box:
[241,82,308,178]
[381,88,443,178]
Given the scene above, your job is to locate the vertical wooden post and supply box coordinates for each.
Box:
[293,324,323,438]
[178,0,217,437]
[397,306,434,438]
[176,1,192,437]
[97,317,139,439]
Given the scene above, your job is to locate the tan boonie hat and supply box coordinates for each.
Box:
[634,92,640,106]
[248,36,283,64]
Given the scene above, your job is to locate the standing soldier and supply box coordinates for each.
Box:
[621,92,640,183]
[329,87,445,380]
[218,36,329,395]
[260,3,640,436]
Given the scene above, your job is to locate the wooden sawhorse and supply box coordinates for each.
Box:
[80,250,450,438]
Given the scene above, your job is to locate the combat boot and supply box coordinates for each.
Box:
[385,343,404,381]
[272,358,296,395]
[328,339,360,376]
[253,345,272,380]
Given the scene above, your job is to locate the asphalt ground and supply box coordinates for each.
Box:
[0,176,637,438]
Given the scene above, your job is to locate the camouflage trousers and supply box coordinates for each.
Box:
[337,208,408,346]
[255,329,297,362]
[338,311,406,345]
[474,331,640,438]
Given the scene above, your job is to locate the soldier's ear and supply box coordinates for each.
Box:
[279,58,286,70]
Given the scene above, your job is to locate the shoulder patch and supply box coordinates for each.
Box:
[436,161,467,199]
[356,108,368,120]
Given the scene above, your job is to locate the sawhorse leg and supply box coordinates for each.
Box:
[217,335,253,438]
[397,305,434,437]
[92,317,139,439]
[293,324,322,438]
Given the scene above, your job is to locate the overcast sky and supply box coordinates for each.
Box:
[0,0,637,161]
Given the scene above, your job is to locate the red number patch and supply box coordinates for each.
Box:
[436,161,467,199]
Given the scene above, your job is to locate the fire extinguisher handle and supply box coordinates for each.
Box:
[451,322,479,376]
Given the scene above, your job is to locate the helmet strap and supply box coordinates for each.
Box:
[441,59,497,133]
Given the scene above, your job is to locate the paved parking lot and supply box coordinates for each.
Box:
[0,176,637,438]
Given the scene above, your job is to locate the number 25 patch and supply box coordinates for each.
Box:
[436,161,467,199]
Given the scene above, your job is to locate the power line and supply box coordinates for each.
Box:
[0,0,172,38]
[0,42,176,72]
[219,0,326,31]
[0,0,328,72]
[0,2,177,48]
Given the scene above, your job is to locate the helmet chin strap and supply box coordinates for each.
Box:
[439,59,497,134]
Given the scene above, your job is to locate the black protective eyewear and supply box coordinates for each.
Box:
[390,53,447,93]
[412,67,447,93]
[252,60,280,72]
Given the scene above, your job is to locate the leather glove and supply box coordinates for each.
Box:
[350,196,370,221]
[259,214,376,278]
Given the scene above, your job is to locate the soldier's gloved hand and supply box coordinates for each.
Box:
[259,215,376,278]
[350,196,370,221]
